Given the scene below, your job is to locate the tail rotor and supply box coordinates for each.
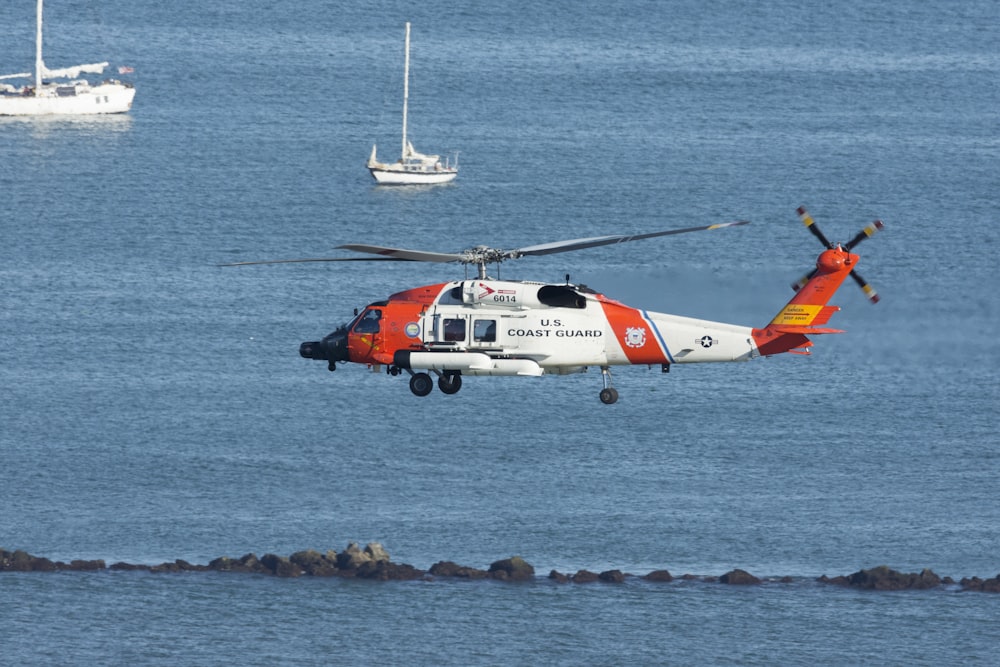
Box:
[791,207,884,303]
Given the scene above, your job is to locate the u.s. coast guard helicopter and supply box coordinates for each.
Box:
[229,208,882,403]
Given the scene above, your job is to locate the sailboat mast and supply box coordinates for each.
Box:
[35,0,44,90]
[401,22,410,158]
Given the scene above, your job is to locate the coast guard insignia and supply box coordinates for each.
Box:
[624,327,647,348]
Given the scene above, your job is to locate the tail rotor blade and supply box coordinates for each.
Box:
[845,219,885,251]
[850,270,880,304]
[792,269,817,292]
[797,206,833,249]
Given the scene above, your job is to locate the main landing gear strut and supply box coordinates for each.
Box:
[599,366,618,405]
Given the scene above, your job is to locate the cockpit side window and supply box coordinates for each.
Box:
[353,308,382,334]
[443,318,466,342]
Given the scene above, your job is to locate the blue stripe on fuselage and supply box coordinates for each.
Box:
[641,310,674,364]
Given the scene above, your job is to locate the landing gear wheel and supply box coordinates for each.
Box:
[409,372,433,397]
[599,367,618,404]
[438,373,462,395]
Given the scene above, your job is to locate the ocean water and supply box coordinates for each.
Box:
[2,0,999,664]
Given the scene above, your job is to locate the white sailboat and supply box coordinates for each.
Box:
[0,0,135,116]
[367,23,458,185]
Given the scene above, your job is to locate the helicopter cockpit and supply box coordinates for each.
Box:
[353,307,383,333]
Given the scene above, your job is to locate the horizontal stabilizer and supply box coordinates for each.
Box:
[810,305,841,326]
[768,325,845,335]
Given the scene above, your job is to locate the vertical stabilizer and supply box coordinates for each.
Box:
[751,245,856,356]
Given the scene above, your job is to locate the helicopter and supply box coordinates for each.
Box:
[227,208,883,404]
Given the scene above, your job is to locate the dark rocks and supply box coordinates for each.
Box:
[260,554,302,578]
[207,553,263,574]
[2,550,33,571]
[548,569,570,583]
[488,556,535,581]
[288,549,324,570]
[189,544,422,580]
[289,550,339,577]
[68,559,106,571]
[959,575,1000,593]
[570,569,599,583]
[720,569,761,585]
[547,568,627,584]
[149,559,209,574]
[430,561,489,579]
[4,546,1000,592]
[818,566,942,591]
[599,569,626,584]
[1,549,106,572]
[23,554,57,571]
[354,560,425,581]
[426,556,536,582]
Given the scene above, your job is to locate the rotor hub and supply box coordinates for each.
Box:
[817,247,847,273]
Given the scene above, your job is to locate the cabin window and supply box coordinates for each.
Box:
[443,318,466,342]
[353,308,382,334]
[474,319,496,343]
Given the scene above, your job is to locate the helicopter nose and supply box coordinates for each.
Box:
[299,340,324,360]
[299,328,349,363]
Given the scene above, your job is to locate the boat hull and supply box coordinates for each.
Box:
[368,166,458,185]
[0,82,135,116]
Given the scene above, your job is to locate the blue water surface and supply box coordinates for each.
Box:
[2,0,999,664]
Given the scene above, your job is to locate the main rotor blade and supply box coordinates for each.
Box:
[219,257,414,267]
[335,244,465,263]
[797,206,833,249]
[514,220,750,257]
[845,219,885,251]
[226,221,751,269]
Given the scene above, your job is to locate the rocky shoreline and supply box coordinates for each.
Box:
[3,544,999,592]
